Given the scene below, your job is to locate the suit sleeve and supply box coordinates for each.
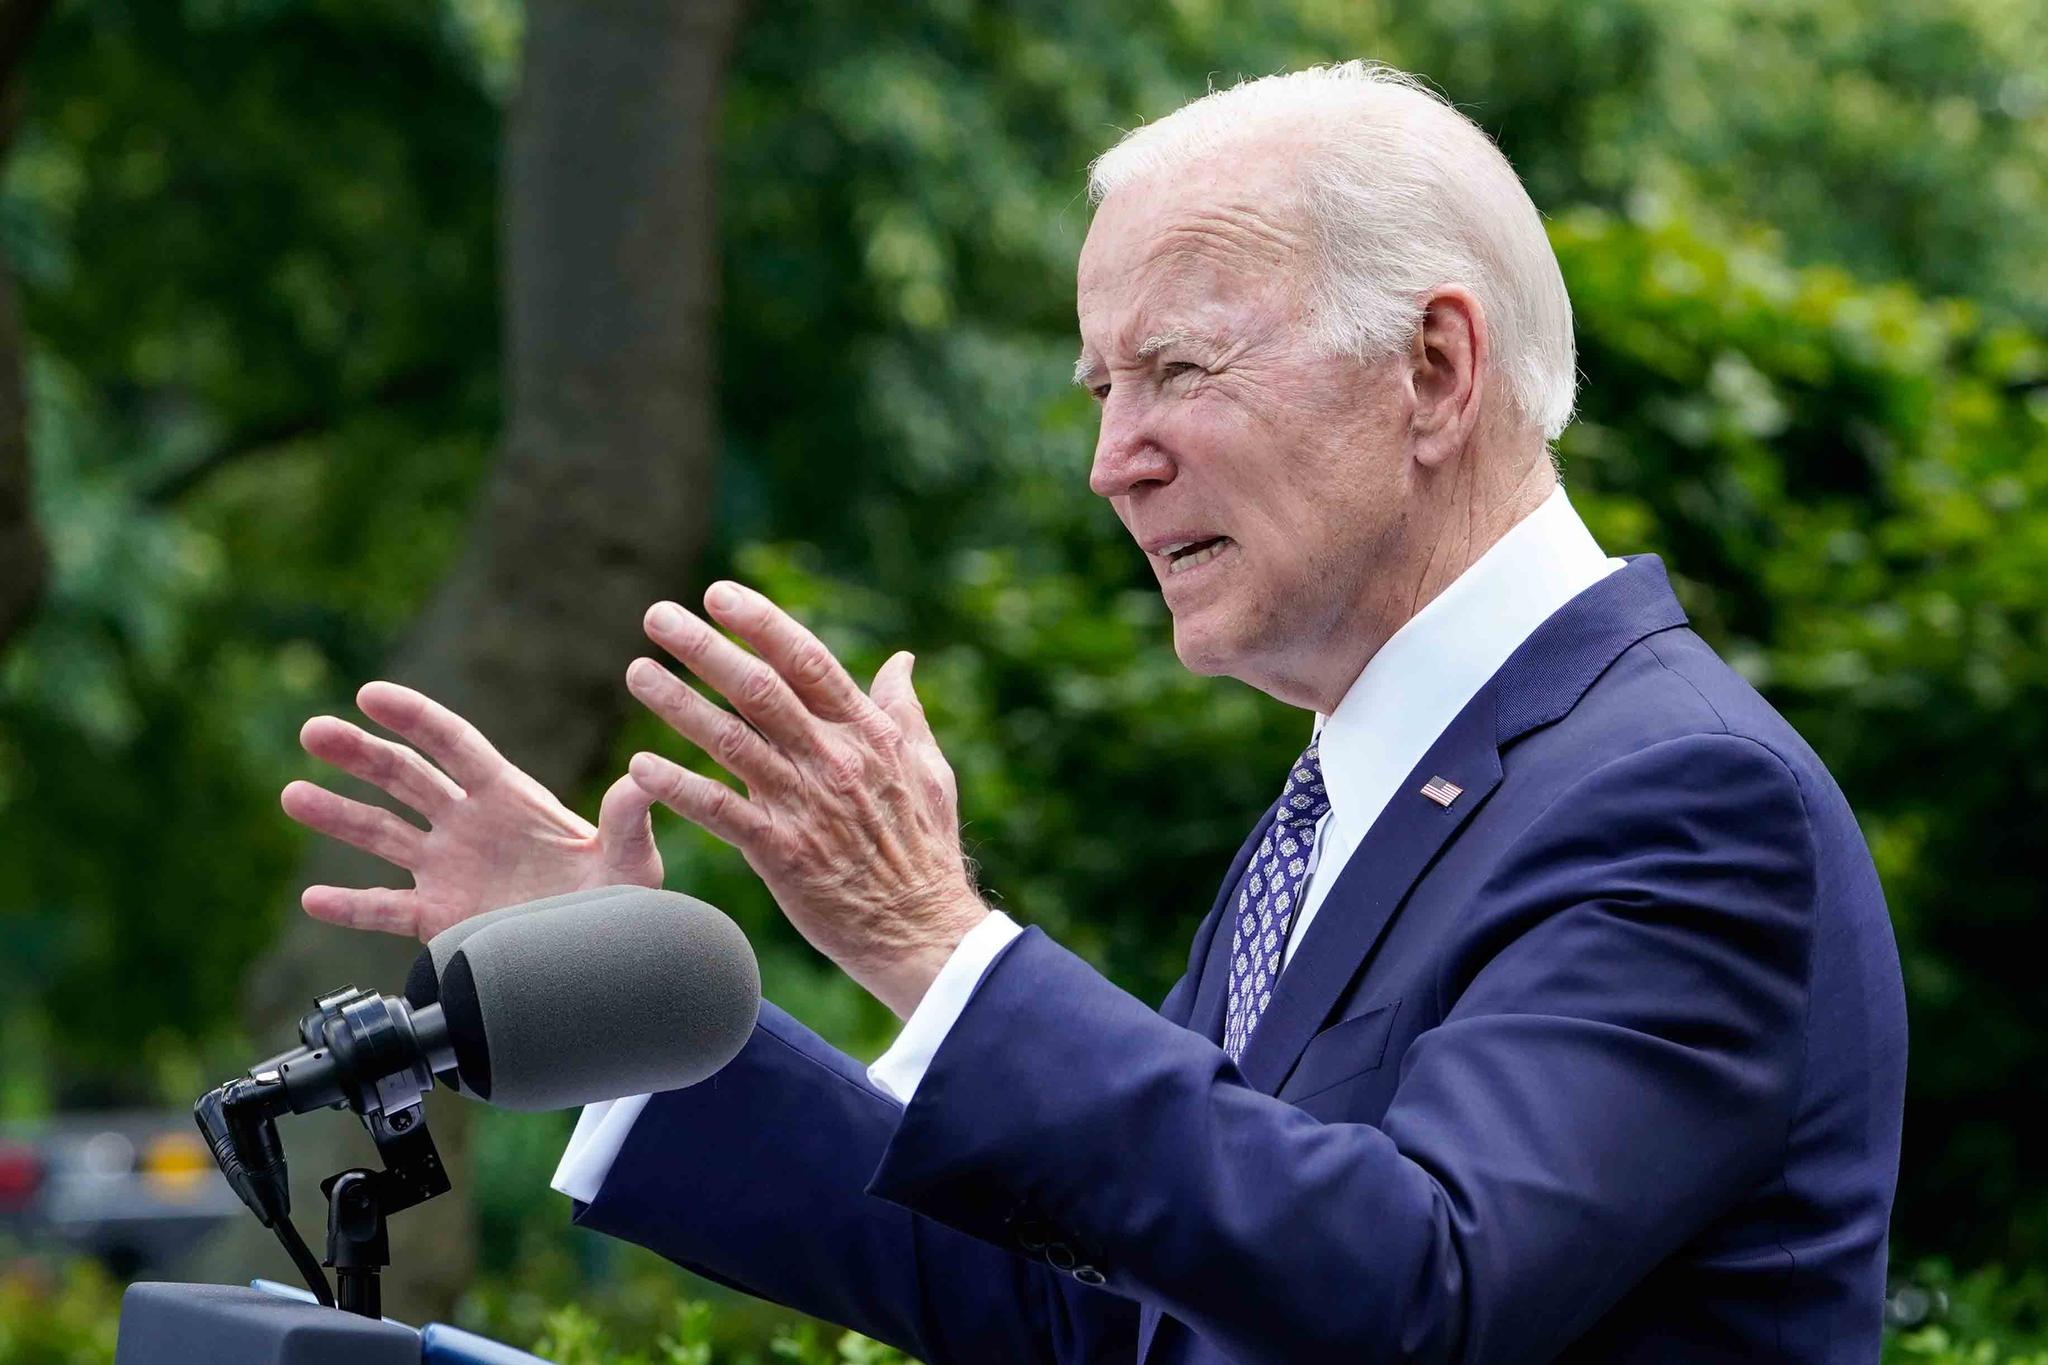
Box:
[866,733,1816,1365]
[570,1000,1138,1364]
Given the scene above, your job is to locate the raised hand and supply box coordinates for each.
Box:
[280,681,662,941]
[621,582,988,1018]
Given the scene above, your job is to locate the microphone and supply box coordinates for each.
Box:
[251,886,761,1116]
[401,885,646,1093]
[196,887,762,1309]
[433,887,762,1109]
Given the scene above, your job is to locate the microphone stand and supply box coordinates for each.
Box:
[320,1102,450,1318]
[118,1085,454,1365]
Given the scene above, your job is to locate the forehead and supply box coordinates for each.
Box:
[1076,167,1308,353]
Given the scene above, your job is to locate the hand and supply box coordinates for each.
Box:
[280,681,662,941]
[623,582,988,1017]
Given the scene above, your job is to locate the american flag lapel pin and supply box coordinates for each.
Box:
[1419,775,1463,808]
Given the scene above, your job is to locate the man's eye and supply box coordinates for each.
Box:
[1163,362,1203,381]
[1090,383,1112,401]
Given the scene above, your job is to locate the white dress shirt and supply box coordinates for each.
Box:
[552,485,1620,1204]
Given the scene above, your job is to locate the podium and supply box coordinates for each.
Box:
[114,1282,551,1364]
[114,1284,414,1365]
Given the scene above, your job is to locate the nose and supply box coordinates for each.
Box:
[1087,392,1176,500]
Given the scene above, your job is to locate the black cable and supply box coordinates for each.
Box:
[194,1080,334,1307]
[272,1211,335,1308]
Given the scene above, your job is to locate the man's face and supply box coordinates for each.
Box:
[1075,155,1411,700]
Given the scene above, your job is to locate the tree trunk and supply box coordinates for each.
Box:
[195,0,747,1321]
[0,0,55,651]
[0,250,40,647]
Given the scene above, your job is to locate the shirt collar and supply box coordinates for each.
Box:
[1311,484,1623,835]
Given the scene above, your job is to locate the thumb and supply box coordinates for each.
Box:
[596,771,662,886]
[871,650,934,744]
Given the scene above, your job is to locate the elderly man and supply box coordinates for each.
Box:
[283,63,1905,1363]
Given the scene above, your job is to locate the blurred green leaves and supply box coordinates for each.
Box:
[0,1259,120,1365]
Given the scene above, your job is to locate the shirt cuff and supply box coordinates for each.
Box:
[550,1093,652,1204]
[865,910,1022,1105]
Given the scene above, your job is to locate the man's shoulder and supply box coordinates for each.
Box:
[1530,623,1863,847]
[1612,627,1824,769]
[1481,620,1897,1007]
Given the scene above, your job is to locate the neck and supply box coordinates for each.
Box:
[1400,454,1557,625]
[1290,451,1557,714]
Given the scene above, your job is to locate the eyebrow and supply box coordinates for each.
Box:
[1072,329,1201,387]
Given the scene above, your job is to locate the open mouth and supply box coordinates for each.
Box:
[1163,536,1234,575]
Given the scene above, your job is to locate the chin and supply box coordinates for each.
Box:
[1170,592,1305,693]
[1169,614,1250,679]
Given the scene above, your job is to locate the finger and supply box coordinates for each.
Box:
[642,601,827,758]
[301,884,418,937]
[626,657,795,794]
[299,716,462,818]
[628,751,770,850]
[869,651,935,747]
[701,582,876,726]
[596,772,660,881]
[280,780,427,870]
[871,652,954,809]
[355,681,507,790]
[868,651,905,699]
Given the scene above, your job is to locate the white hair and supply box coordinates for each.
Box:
[1088,62,1578,443]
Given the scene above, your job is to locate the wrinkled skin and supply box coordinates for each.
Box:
[1076,139,1539,712]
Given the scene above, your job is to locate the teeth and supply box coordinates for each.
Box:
[1159,540,1195,555]
[1166,538,1232,575]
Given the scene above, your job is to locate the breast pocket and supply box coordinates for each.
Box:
[1280,1000,1401,1104]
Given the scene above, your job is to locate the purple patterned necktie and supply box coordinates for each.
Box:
[1223,742,1332,1063]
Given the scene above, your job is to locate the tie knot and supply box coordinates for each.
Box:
[1278,741,1330,828]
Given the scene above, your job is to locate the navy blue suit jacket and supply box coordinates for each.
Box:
[574,555,1907,1363]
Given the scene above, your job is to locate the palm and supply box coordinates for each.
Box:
[399,770,653,939]
[281,682,662,940]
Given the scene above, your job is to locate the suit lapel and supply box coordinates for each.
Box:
[1235,689,1503,1095]
[1233,553,1692,1097]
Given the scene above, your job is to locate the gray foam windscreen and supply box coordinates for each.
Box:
[426,884,645,974]
[409,885,648,1012]
[445,888,761,1110]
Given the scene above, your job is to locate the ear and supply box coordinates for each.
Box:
[1405,285,1488,471]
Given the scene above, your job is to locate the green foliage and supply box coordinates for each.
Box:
[0,1250,912,1365]
[1889,1332,2048,1365]
[765,1321,911,1365]
[0,0,499,1099]
[9,1250,2048,1365]
[532,1296,909,1365]
[0,1259,119,1365]
[1887,1258,2048,1363]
